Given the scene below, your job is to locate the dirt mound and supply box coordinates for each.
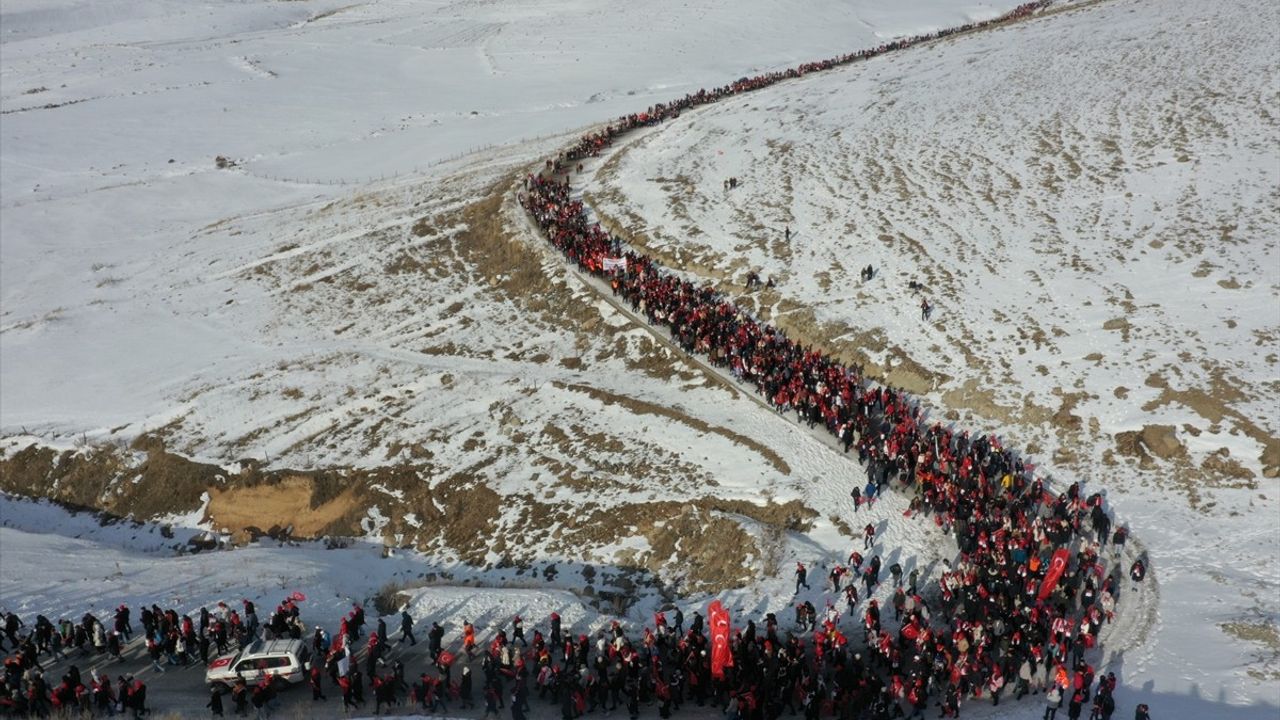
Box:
[1140,424,1185,460]
[0,438,502,558]
[2,436,819,593]
[1113,424,1186,466]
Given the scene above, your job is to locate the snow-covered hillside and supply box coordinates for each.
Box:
[583,0,1280,711]
[590,0,1280,486]
[1,0,1026,436]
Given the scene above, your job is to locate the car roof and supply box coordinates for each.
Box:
[241,638,305,658]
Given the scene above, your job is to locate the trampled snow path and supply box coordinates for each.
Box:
[512,124,1164,720]
[504,2,1278,718]
[554,0,1280,714]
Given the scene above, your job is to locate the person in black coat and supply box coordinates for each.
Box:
[429,623,445,658]
[399,611,416,645]
[207,685,224,717]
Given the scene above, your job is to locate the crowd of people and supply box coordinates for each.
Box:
[1,1,1159,719]
[513,0,1154,718]
[0,598,313,717]
[1,609,146,717]
[1,541,1147,720]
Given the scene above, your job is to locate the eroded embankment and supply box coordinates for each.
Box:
[0,432,816,596]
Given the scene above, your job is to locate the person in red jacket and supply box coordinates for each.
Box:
[794,563,809,594]
[309,663,325,701]
[339,673,356,711]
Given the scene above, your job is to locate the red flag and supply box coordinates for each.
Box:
[1037,548,1071,601]
[438,650,455,667]
[290,591,307,602]
[709,600,733,679]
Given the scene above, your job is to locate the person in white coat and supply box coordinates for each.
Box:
[1045,685,1063,720]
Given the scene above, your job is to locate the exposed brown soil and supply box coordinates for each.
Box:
[1113,424,1186,466]
[1142,368,1279,478]
[1139,424,1185,461]
[0,438,507,562]
[1200,448,1256,482]
[206,476,361,542]
[1113,430,1153,467]
[636,505,759,592]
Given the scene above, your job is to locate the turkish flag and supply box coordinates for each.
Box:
[709,600,733,679]
[1037,548,1071,601]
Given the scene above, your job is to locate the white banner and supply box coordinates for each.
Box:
[602,257,628,271]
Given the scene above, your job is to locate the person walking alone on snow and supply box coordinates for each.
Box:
[794,563,809,594]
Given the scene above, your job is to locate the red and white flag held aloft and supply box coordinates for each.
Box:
[709,600,733,679]
[1037,548,1071,601]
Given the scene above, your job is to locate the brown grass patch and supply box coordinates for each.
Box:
[1221,618,1280,681]
[1141,368,1279,477]
[206,475,360,540]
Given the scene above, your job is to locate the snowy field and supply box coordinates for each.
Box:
[1,0,1027,436]
[0,0,1277,718]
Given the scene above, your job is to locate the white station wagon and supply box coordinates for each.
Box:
[205,639,312,688]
